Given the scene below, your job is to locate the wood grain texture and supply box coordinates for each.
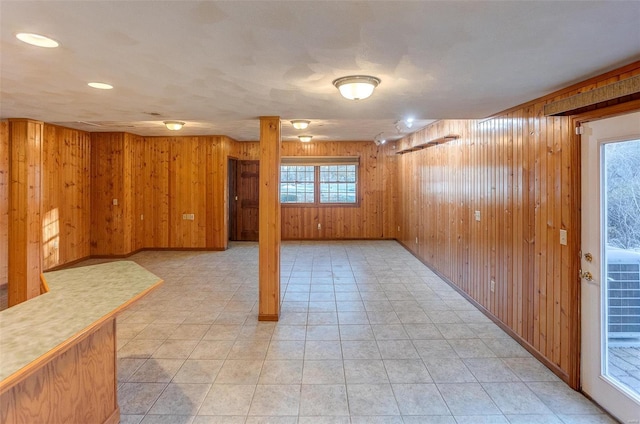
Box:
[41,124,91,270]
[90,133,130,256]
[258,117,281,321]
[393,62,640,389]
[0,121,8,288]
[8,119,43,306]
[237,140,396,240]
[0,319,117,424]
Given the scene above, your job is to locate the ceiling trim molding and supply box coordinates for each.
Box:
[544,74,640,116]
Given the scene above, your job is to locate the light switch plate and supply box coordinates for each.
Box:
[560,229,568,245]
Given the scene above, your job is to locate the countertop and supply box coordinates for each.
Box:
[0,261,162,386]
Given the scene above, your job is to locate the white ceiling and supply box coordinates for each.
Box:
[1,1,639,142]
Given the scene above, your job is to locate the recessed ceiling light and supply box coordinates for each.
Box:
[16,33,59,48]
[164,121,185,131]
[298,135,313,143]
[88,82,113,90]
[291,120,310,130]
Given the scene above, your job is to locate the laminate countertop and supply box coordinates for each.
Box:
[0,261,162,388]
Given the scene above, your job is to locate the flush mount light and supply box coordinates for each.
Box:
[298,135,312,143]
[291,120,310,130]
[405,117,414,128]
[164,121,185,131]
[16,33,59,48]
[332,75,381,100]
[88,82,113,90]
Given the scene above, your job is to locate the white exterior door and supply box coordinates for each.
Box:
[581,111,640,423]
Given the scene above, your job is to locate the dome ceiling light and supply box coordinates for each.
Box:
[16,33,59,48]
[291,120,310,130]
[332,75,381,100]
[88,82,113,90]
[164,121,185,131]
[298,135,313,143]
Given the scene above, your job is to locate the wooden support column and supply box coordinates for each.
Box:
[8,119,43,306]
[258,116,281,321]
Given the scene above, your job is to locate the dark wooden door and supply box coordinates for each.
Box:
[228,159,238,241]
[236,160,259,241]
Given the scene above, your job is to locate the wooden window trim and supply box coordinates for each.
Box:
[280,158,360,207]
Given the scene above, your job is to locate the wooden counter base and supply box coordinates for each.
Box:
[0,318,119,424]
[0,261,163,424]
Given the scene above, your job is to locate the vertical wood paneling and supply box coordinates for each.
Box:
[277,141,393,240]
[0,122,8,287]
[8,119,42,306]
[387,60,639,386]
[90,133,127,256]
[258,117,281,321]
[41,124,91,270]
[90,134,231,253]
[395,111,579,383]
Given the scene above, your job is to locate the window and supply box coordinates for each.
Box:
[280,157,359,205]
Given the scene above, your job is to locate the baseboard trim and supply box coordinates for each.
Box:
[395,239,573,387]
[258,314,279,321]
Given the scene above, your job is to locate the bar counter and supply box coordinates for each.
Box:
[0,261,163,424]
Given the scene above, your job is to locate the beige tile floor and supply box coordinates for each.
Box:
[54,242,626,422]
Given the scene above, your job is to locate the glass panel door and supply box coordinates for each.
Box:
[581,111,640,423]
[603,139,640,400]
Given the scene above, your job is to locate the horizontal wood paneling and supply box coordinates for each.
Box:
[0,122,8,287]
[237,140,395,240]
[394,62,640,388]
[41,124,91,270]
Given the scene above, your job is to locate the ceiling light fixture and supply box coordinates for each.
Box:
[164,121,185,131]
[374,133,387,146]
[298,135,313,143]
[88,82,113,90]
[332,75,381,100]
[291,120,310,130]
[405,117,414,128]
[16,33,59,48]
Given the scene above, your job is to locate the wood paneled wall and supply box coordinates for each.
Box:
[91,134,233,254]
[394,61,640,387]
[235,140,396,240]
[396,116,579,384]
[0,122,8,287]
[41,124,91,270]
[8,119,43,305]
[90,133,132,256]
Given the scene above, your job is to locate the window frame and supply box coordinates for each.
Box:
[280,156,360,207]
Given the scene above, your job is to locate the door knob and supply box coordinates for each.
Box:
[584,252,593,262]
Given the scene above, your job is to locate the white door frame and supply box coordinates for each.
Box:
[580,110,640,423]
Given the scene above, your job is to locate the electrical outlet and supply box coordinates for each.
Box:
[318,223,321,230]
[474,210,481,221]
[53,239,59,249]
[112,198,118,206]
[415,237,418,245]
[490,280,496,292]
[140,214,144,221]
[189,214,195,220]
[559,229,568,246]
[397,225,400,232]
